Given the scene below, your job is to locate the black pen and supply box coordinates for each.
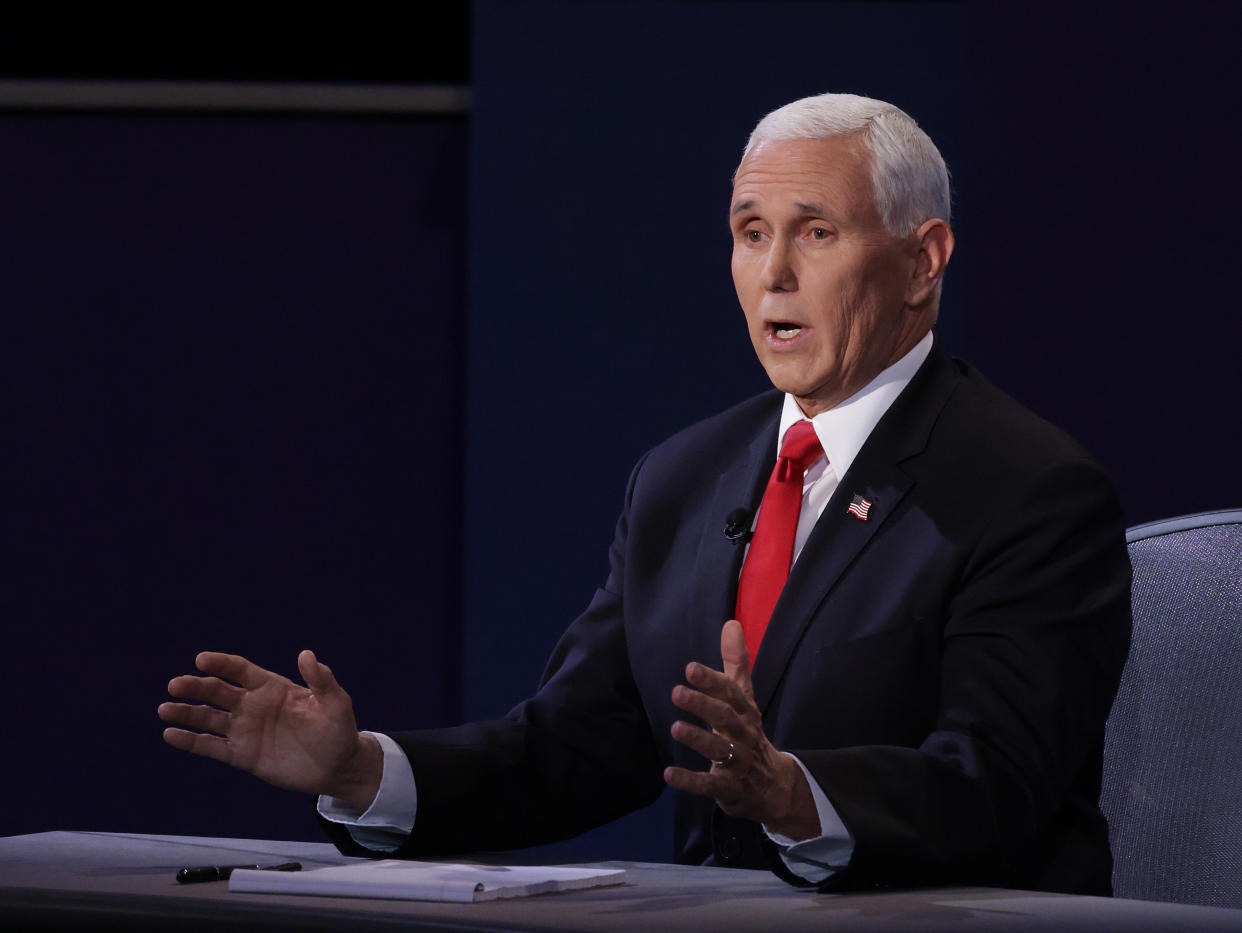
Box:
[176,861,302,884]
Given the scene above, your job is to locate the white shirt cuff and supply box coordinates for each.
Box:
[316,731,417,852]
[763,754,855,883]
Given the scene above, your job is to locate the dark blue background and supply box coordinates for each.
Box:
[3,0,1240,863]
[3,113,467,841]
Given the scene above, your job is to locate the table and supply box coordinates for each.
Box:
[3,831,1241,931]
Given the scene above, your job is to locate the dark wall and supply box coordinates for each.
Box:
[3,113,467,840]
[964,2,1242,524]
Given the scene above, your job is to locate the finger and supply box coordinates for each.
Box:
[298,649,343,703]
[167,675,243,710]
[670,719,736,765]
[683,662,749,715]
[194,652,272,690]
[162,727,236,765]
[720,620,755,701]
[671,684,743,734]
[663,765,732,802]
[157,701,230,736]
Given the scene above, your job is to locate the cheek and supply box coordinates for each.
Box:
[801,273,849,326]
[857,255,910,308]
[810,266,882,324]
[731,262,761,313]
[730,255,752,292]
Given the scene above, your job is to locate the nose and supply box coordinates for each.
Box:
[760,235,797,293]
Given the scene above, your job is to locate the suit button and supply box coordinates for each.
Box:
[719,835,741,861]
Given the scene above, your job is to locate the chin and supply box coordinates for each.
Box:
[763,365,832,400]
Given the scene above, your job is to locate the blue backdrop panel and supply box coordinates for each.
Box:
[964,1,1242,525]
[466,0,966,861]
[3,112,467,840]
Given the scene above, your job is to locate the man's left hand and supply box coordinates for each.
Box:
[664,619,821,841]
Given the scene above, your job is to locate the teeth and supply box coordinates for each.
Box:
[775,327,802,339]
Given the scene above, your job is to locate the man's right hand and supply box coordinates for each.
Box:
[158,649,383,812]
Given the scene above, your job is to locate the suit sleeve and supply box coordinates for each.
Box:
[780,457,1131,890]
[321,454,666,858]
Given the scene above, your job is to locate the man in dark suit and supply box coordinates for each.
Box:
[160,92,1130,893]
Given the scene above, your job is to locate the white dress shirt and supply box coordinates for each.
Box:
[320,331,935,882]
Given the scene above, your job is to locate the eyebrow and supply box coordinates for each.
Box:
[729,199,836,219]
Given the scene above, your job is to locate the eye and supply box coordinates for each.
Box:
[810,227,830,240]
[746,229,763,243]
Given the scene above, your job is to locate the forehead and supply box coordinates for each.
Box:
[730,135,877,222]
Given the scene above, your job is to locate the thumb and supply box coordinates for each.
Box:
[721,620,754,697]
[298,649,342,701]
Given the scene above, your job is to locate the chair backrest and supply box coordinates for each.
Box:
[1102,509,1242,907]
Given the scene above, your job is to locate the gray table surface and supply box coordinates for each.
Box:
[3,831,1242,932]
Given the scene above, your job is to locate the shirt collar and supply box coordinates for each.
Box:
[776,330,934,479]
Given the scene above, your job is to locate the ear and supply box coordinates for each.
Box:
[906,219,955,309]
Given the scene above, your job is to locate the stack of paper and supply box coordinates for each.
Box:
[229,860,627,903]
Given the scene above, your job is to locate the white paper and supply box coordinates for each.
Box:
[229,860,627,903]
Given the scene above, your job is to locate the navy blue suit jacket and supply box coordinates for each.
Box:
[323,340,1131,894]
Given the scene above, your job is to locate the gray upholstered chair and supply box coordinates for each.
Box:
[1101,509,1242,907]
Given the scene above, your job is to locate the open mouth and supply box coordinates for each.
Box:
[767,321,804,340]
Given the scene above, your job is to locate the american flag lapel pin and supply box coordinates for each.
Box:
[847,494,872,521]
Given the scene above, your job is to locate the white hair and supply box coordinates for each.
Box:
[740,92,951,238]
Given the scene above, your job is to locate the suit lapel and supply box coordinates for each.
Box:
[688,416,777,668]
[750,462,914,712]
[750,341,962,714]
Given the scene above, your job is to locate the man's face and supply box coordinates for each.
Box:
[730,135,921,416]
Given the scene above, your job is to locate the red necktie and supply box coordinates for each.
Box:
[734,420,824,667]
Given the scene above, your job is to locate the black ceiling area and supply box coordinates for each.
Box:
[0,1,470,84]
